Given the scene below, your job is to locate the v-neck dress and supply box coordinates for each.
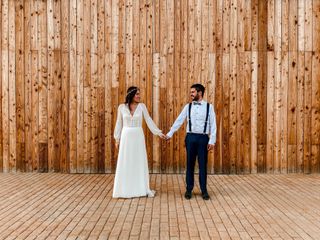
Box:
[113,103,162,198]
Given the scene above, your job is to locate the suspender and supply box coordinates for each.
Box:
[203,103,210,133]
[188,102,210,134]
[188,103,192,132]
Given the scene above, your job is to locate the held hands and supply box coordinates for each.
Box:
[159,133,170,140]
[159,133,166,139]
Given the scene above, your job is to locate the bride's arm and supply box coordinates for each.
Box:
[113,105,123,143]
[141,103,162,136]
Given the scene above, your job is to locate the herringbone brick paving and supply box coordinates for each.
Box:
[0,173,319,240]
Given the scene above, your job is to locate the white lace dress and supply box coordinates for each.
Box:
[113,103,162,198]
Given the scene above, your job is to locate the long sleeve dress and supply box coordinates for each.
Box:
[113,103,162,198]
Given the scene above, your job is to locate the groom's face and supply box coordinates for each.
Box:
[190,88,201,101]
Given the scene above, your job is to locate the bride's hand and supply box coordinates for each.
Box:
[159,133,166,139]
[115,142,119,150]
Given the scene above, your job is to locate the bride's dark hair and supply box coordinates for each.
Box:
[125,86,139,105]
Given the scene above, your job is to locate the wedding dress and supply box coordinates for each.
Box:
[113,103,162,198]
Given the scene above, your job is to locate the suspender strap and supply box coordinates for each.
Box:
[188,103,192,132]
[203,103,210,133]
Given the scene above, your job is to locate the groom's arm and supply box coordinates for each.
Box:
[208,104,217,145]
[166,104,188,139]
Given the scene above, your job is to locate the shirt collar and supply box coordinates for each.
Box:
[192,100,205,105]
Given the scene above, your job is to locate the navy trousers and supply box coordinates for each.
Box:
[185,133,209,194]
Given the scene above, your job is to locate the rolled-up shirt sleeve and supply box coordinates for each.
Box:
[166,104,188,138]
[208,104,217,145]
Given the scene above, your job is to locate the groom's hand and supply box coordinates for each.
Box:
[159,133,166,139]
[207,144,214,151]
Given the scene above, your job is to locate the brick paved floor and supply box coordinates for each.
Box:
[0,173,319,240]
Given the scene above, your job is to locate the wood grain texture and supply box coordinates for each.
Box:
[0,0,319,174]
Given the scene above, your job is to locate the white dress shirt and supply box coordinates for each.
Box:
[166,100,217,145]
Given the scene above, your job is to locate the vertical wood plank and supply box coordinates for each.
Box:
[53,0,62,172]
[266,51,274,173]
[274,50,282,173]
[288,51,298,172]
[243,0,252,51]
[281,0,289,52]
[214,52,223,174]
[208,0,217,53]
[257,0,267,172]
[111,0,120,171]
[125,0,133,87]
[298,0,305,51]
[69,0,78,173]
[38,0,48,173]
[31,0,39,171]
[152,53,161,173]
[267,0,274,51]
[289,0,298,51]
[303,52,312,173]
[132,0,140,87]
[222,54,230,173]
[187,0,195,87]
[153,0,160,53]
[280,51,288,173]
[313,0,320,51]
[15,0,25,172]
[76,0,84,173]
[242,52,251,173]
[174,0,181,172]
[0,0,2,172]
[83,0,91,173]
[216,0,223,52]
[208,53,216,173]
[104,0,112,173]
[251,51,258,173]
[47,0,54,171]
[230,0,237,173]
[2,0,9,172]
[60,0,70,173]
[8,0,16,172]
[97,0,105,173]
[229,51,237,173]
[311,52,320,172]
[91,0,98,173]
[31,49,39,171]
[304,0,312,51]
[297,52,305,172]
[24,0,32,172]
[139,0,146,149]
[251,0,258,51]
[222,0,230,53]
[146,0,154,172]
[273,0,281,173]
[194,0,202,53]
[159,56,167,172]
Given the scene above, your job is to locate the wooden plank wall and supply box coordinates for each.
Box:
[0,0,319,174]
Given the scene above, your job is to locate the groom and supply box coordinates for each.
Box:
[166,84,216,200]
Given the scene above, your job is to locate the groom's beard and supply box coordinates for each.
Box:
[192,94,200,101]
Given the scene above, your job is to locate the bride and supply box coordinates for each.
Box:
[113,86,165,198]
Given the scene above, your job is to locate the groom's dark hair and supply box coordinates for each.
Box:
[191,83,205,96]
